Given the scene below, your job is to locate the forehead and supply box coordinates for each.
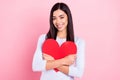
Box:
[53,9,67,16]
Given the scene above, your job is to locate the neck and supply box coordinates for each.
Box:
[57,30,67,38]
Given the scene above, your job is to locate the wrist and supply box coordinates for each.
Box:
[59,58,67,66]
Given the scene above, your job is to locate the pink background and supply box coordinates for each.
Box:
[0,0,120,80]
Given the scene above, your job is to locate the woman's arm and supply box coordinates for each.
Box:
[49,39,85,78]
[57,65,69,74]
[56,54,76,74]
[32,34,65,71]
[43,54,76,70]
[32,34,76,72]
[45,58,65,70]
[43,55,74,75]
[32,34,47,71]
[33,35,85,78]
[68,39,85,78]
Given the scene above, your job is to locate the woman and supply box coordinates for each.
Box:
[32,2,85,80]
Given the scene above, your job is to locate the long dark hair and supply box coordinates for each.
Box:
[46,2,74,42]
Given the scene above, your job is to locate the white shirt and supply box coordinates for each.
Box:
[32,34,85,80]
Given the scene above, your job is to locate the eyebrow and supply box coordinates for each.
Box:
[53,14,64,17]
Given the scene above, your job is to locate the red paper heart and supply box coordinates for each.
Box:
[42,39,77,72]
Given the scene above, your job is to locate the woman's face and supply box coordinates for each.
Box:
[52,9,68,32]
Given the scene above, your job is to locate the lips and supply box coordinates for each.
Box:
[56,24,64,29]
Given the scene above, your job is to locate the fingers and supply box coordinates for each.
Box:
[69,54,77,60]
[42,53,54,60]
[68,54,76,64]
[62,54,77,66]
[43,53,49,56]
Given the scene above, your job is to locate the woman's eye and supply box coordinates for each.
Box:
[60,17,64,19]
[53,17,56,20]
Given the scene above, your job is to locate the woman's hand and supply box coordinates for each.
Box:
[42,53,76,71]
[62,54,76,66]
[43,53,54,60]
[43,53,76,65]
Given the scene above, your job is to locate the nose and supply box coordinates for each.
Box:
[56,18,61,24]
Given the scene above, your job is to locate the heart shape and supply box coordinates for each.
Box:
[42,39,77,72]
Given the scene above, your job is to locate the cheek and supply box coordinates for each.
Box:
[64,17,68,23]
[64,19,68,25]
[53,20,56,25]
[64,16,68,24]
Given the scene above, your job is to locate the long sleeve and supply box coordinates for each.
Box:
[32,34,47,71]
[68,38,85,78]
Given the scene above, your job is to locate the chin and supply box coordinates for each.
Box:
[57,28,63,31]
[58,29,63,32]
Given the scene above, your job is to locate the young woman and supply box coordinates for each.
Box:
[32,2,85,80]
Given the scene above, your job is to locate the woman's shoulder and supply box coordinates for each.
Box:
[37,34,47,42]
[38,34,47,39]
[74,36,85,45]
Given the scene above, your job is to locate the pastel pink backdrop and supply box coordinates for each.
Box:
[0,0,120,80]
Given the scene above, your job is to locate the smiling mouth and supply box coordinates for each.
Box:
[56,24,64,29]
